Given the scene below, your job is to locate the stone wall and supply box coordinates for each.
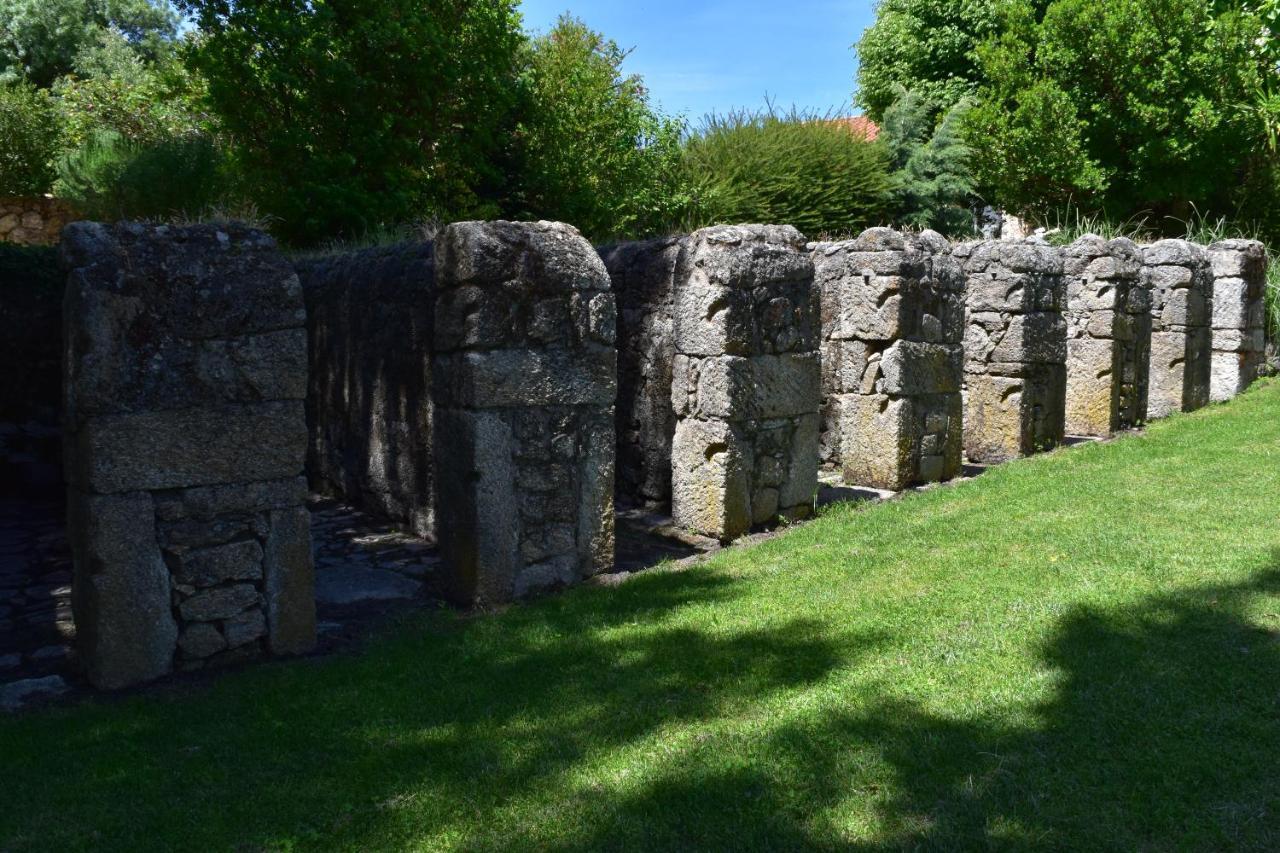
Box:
[1144,240,1213,418]
[813,228,964,490]
[0,196,77,246]
[62,222,315,690]
[432,221,616,604]
[670,225,820,541]
[1207,239,1267,403]
[297,243,435,538]
[957,240,1067,463]
[599,237,682,508]
[1063,236,1151,436]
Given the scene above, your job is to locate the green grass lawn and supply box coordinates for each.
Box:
[5,382,1280,851]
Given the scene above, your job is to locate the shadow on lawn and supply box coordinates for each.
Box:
[520,566,1280,851]
[5,559,1280,850]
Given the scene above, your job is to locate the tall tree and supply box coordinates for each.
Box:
[178,0,525,243]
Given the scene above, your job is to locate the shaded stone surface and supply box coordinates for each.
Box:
[432,221,616,604]
[956,239,1067,463]
[1143,240,1213,418]
[813,228,964,491]
[298,242,435,538]
[1063,236,1151,436]
[1207,239,1267,403]
[670,224,820,541]
[61,222,315,689]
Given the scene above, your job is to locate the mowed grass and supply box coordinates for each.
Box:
[4,383,1280,851]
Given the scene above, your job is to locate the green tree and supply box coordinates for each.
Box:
[0,0,178,87]
[967,0,1271,221]
[177,0,525,244]
[880,86,977,235]
[0,82,63,194]
[515,15,689,240]
[682,107,892,238]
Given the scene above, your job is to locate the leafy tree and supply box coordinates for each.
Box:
[515,15,690,240]
[967,0,1272,221]
[177,0,525,244]
[880,86,977,235]
[0,82,62,194]
[682,107,892,238]
[0,0,178,87]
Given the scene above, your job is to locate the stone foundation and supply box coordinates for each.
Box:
[1063,236,1151,435]
[600,237,682,508]
[1143,240,1213,418]
[813,228,963,490]
[957,240,1067,462]
[298,243,435,538]
[1207,239,1267,403]
[670,224,820,541]
[432,221,617,604]
[61,223,315,690]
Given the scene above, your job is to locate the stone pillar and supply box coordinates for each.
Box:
[1063,236,1151,435]
[1143,240,1213,418]
[956,240,1067,463]
[670,224,820,541]
[62,223,315,690]
[813,228,964,490]
[1208,239,1267,402]
[599,237,682,508]
[432,221,616,605]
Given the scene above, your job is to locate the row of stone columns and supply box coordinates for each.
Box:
[60,219,1269,689]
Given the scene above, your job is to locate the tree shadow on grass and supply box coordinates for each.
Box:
[526,566,1280,851]
[0,567,883,851]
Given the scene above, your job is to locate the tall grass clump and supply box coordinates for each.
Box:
[681,105,892,238]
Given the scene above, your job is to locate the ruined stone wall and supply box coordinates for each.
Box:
[1063,236,1151,436]
[1144,240,1213,418]
[957,240,1067,463]
[1207,239,1267,403]
[433,221,616,604]
[0,197,77,246]
[62,223,315,690]
[599,237,682,508]
[670,225,820,541]
[813,228,964,491]
[297,243,435,538]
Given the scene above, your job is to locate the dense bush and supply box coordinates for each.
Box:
[681,108,892,238]
[880,87,976,236]
[55,129,228,220]
[514,16,691,241]
[0,82,62,194]
[177,0,525,244]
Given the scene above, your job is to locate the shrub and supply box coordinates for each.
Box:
[55,129,227,220]
[880,86,977,236]
[0,82,62,195]
[681,107,892,238]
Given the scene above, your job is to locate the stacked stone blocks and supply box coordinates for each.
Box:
[1207,239,1267,403]
[432,221,617,604]
[670,225,820,541]
[1143,240,1213,418]
[1063,236,1151,435]
[62,222,315,690]
[957,240,1067,462]
[813,228,964,490]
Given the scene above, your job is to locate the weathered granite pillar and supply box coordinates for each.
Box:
[956,240,1067,463]
[297,243,435,537]
[1208,239,1267,402]
[1143,240,1213,418]
[670,224,820,541]
[813,228,964,490]
[62,222,315,690]
[1063,236,1151,435]
[432,221,616,604]
[599,237,682,508]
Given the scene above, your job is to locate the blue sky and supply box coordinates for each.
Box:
[517,0,876,123]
